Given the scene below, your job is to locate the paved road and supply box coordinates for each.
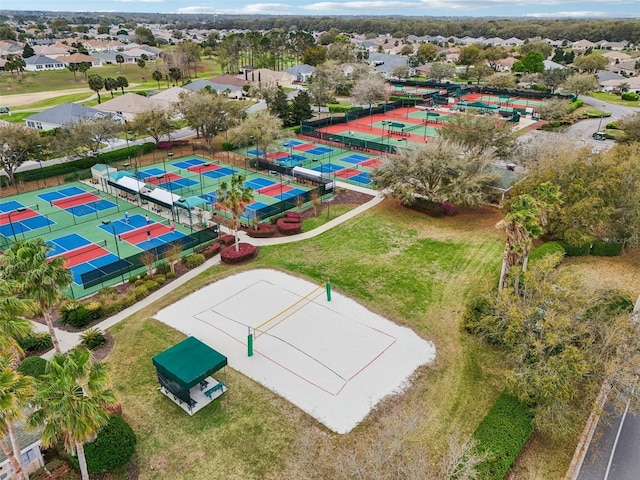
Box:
[577,401,640,480]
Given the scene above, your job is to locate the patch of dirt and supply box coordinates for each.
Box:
[91,330,115,362]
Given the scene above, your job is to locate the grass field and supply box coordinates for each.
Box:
[590,91,640,107]
[106,200,514,479]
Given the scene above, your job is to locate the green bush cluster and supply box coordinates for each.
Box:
[606,120,621,129]
[80,328,107,350]
[328,104,361,113]
[591,241,623,257]
[472,392,534,480]
[17,332,53,353]
[621,92,639,101]
[568,99,584,111]
[541,119,572,130]
[155,261,171,275]
[558,241,591,256]
[18,356,48,379]
[584,111,611,118]
[69,415,137,475]
[404,198,446,217]
[183,253,205,268]
[60,301,102,329]
[15,143,156,182]
[529,241,566,262]
[144,279,160,291]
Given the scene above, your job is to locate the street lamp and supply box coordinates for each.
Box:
[8,207,26,242]
[102,220,125,284]
[165,152,174,194]
[312,159,330,218]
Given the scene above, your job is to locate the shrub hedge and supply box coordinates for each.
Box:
[621,92,639,101]
[558,241,591,256]
[247,223,277,238]
[15,143,156,182]
[404,198,446,217]
[529,241,566,262]
[80,328,107,350]
[18,356,48,379]
[70,415,137,475]
[472,392,535,480]
[220,243,258,264]
[568,99,584,111]
[183,253,205,268]
[276,217,302,235]
[591,241,623,257]
[17,332,53,354]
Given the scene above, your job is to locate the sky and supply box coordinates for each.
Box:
[9,1,640,18]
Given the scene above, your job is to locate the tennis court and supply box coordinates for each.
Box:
[38,187,117,217]
[154,269,436,433]
[0,201,54,238]
[459,92,547,108]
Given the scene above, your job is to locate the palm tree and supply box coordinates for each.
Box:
[115,54,124,72]
[152,69,163,88]
[0,279,33,364]
[0,238,72,354]
[88,74,104,104]
[103,77,117,98]
[27,347,116,480]
[0,358,35,480]
[216,173,254,252]
[116,76,128,94]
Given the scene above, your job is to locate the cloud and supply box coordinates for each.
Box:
[177,3,292,14]
[302,0,633,11]
[113,0,167,3]
[303,1,420,11]
[524,11,620,17]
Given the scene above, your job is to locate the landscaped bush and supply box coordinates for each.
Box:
[568,99,584,111]
[220,234,236,246]
[183,253,205,268]
[18,356,48,379]
[128,275,138,284]
[247,223,277,238]
[31,458,80,480]
[134,278,145,287]
[220,243,258,264]
[404,198,446,217]
[80,328,107,350]
[606,120,621,129]
[70,415,137,475]
[155,275,165,285]
[60,302,94,328]
[591,241,623,257]
[144,279,160,291]
[559,241,591,256]
[472,392,535,480]
[166,271,175,279]
[584,111,612,118]
[540,119,572,130]
[529,241,566,262]
[85,301,103,320]
[276,218,302,235]
[155,261,171,275]
[200,242,222,258]
[17,332,53,354]
[621,92,639,101]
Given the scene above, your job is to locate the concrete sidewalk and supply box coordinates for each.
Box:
[37,182,384,358]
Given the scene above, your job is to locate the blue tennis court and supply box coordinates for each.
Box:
[38,185,89,203]
[247,149,264,157]
[69,253,120,284]
[97,214,146,236]
[0,200,23,212]
[201,192,217,204]
[350,173,371,184]
[285,140,303,146]
[275,188,307,201]
[46,233,91,257]
[245,178,276,189]
[246,202,270,213]
[137,168,166,180]
[67,199,117,217]
[203,167,237,179]
[172,158,206,169]
[340,154,370,165]
[154,177,198,191]
[313,164,344,174]
[307,147,332,155]
[136,231,188,251]
[0,216,55,238]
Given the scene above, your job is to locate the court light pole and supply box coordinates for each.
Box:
[101,220,125,284]
[8,207,26,242]
[166,152,174,194]
[312,159,329,218]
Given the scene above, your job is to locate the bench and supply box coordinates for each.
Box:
[204,382,225,399]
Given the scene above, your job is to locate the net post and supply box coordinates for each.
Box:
[326,280,331,302]
[247,327,253,357]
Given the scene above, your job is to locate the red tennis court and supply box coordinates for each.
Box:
[258,184,293,197]
[293,143,314,151]
[0,208,38,224]
[359,159,383,168]
[146,173,182,185]
[187,164,220,174]
[52,192,100,209]
[334,168,361,179]
[120,223,171,244]
[56,244,110,268]
[267,151,288,160]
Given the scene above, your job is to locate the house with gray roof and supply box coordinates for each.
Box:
[0,422,44,478]
[25,103,123,131]
[543,60,567,70]
[284,64,316,83]
[367,53,413,78]
[24,54,66,72]
[182,79,244,98]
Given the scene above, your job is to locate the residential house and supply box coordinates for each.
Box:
[82,39,126,52]
[597,71,627,91]
[148,86,189,103]
[601,51,632,65]
[33,42,76,57]
[600,42,626,51]
[93,51,135,64]
[543,60,567,70]
[0,39,23,58]
[55,52,102,68]
[24,54,66,71]
[367,52,413,78]
[572,39,597,50]
[209,74,247,89]
[95,93,171,121]
[0,423,44,479]
[496,57,516,72]
[284,64,315,83]
[25,103,124,131]
[243,68,294,86]
[606,60,638,76]
[181,79,244,98]
[504,37,525,46]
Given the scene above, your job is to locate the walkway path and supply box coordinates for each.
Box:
[35,182,384,358]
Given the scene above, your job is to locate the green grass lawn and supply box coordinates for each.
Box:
[106,200,516,479]
[590,91,640,107]
[0,112,31,123]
